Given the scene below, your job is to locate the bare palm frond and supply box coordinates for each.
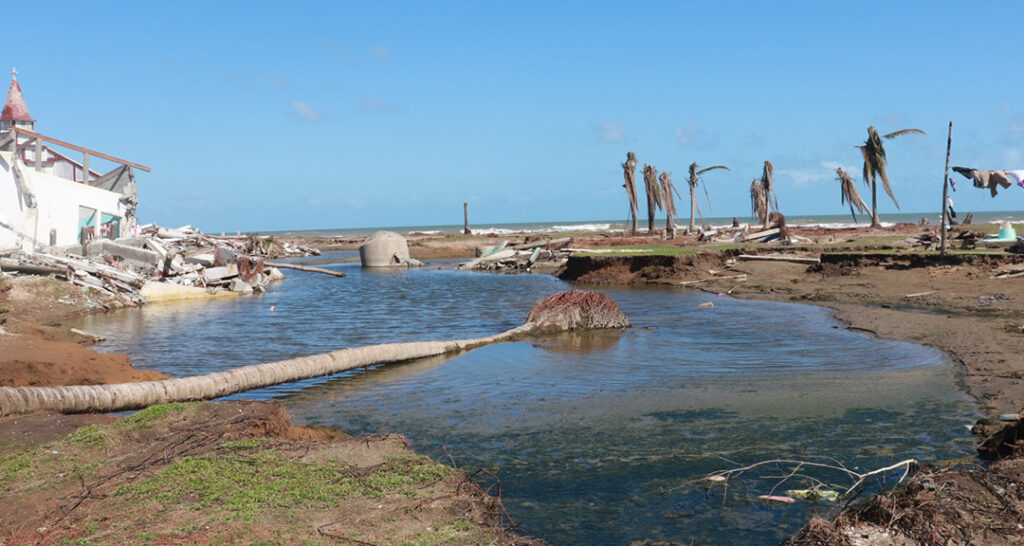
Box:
[621,152,639,234]
[750,179,767,224]
[697,165,729,176]
[883,128,925,139]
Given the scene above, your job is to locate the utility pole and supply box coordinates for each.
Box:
[940,122,952,257]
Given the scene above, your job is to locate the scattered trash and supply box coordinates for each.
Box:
[786,488,840,502]
[999,413,1020,422]
[698,302,714,309]
[979,293,1011,307]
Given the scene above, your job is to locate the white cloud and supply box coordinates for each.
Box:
[598,122,625,142]
[291,100,323,121]
[360,96,400,114]
[779,161,859,187]
[673,120,717,149]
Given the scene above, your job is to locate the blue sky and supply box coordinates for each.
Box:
[6,1,1024,231]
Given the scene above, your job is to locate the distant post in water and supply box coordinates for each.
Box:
[463,201,471,235]
[940,122,953,257]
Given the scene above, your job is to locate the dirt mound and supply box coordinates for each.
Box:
[0,401,538,545]
[525,290,629,332]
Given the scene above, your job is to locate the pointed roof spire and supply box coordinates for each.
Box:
[2,68,34,123]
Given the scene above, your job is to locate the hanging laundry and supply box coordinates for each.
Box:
[1007,170,1024,189]
[946,195,956,219]
[952,166,1014,197]
[948,177,957,192]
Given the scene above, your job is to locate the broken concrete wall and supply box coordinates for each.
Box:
[0,150,135,250]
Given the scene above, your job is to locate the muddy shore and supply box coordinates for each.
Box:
[2,223,1023,543]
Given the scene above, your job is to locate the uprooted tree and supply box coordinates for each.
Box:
[658,171,680,238]
[0,290,629,416]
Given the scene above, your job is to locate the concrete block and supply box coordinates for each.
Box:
[359,231,411,268]
[86,239,162,267]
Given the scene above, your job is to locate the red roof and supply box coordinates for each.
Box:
[1,76,33,122]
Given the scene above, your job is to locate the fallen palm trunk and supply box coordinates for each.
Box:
[0,290,628,416]
[263,261,347,278]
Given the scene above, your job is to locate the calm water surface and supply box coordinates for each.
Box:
[71,253,978,544]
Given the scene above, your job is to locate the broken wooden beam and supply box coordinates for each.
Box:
[264,262,346,278]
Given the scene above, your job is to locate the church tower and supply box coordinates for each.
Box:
[0,68,35,134]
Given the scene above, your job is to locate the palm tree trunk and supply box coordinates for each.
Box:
[870,179,880,228]
[0,326,533,417]
[688,184,697,233]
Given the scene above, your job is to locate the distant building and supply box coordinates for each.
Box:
[0,68,149,251]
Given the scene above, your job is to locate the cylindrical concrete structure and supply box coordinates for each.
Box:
[359,230,412,267]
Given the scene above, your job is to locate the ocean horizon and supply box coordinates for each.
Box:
[260,209,1024,238]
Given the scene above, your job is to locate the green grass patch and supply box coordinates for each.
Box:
[116,450,454,521]
[0,451,33,491]
[117,402,201,433]
[574,243,745,257]
[66,424,114,450]
[401,520,495,546]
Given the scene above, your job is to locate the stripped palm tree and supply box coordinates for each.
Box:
[858,126,925,227]
[621,152,639,235]
[0,291,629,416]
[658,171,680,238]
[643,164,662,233]
[750,160,778,229]
[686,162,730,234]
[836,166,869,223]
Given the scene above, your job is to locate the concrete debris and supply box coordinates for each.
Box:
[0,223,306,304]
[459,237,571,273]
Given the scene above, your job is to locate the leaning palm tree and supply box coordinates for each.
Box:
[858,126,925,227]
[658,171,681,238]
[0,291,629,416]
[621,152,639,235]
[750,160,778,229]
[836,166,869,223]
[686,162,729,233]
[643,164,662,233]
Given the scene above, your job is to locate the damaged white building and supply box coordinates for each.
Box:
[0,69,148,252]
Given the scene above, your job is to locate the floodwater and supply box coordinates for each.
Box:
[70,252,979,544]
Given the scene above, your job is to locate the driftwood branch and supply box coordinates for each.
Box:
[674,457,918,506]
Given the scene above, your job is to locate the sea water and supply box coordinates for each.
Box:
[70,256,978,544]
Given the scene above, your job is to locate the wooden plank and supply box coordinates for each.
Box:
[12,127,151,172]
[740,228,780,242]
[264,261,346,278]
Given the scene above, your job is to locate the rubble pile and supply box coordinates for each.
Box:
[0,224,304,303]
[459,238,571,273]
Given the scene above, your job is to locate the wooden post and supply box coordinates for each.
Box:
[939,121,953,257]
[34,138,42,172]
[463,201,471,235]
